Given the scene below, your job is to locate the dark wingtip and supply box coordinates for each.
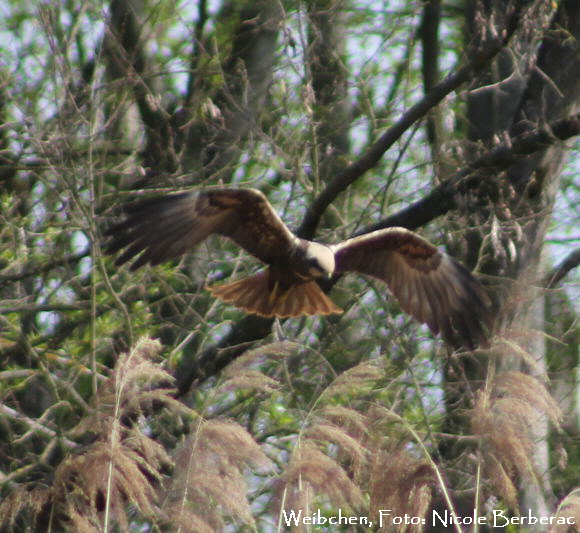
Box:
[460,296,493,350]
[102,192,197,271]
[442,260,494,350]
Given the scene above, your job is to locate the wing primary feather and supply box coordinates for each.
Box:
[416,275,447,334]
[116,218,196,269]
[105,230,140,255]
[115,238,150,268]
[105,188,298,271]
[451,309,478,351]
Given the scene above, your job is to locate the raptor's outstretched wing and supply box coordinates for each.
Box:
[105,188,297,270]
[332,228,492,348]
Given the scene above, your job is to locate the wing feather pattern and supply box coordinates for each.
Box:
[332,228,491,348]
[105,188,297,270]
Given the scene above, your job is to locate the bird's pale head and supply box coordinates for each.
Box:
[304,242,335,279]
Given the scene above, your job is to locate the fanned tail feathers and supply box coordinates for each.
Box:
[208,271,342,318]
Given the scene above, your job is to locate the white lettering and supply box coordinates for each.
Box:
[493,510,509,527]
[432,510,487,526]
[526,513,537,524]
[379,511,392,528]
[313,509,326,524]
[432,510,449,527]
[281,510,302,526]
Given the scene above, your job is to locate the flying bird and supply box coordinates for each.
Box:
[105,188,492,348]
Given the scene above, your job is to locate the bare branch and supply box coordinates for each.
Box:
[107,0,175,170]
[419,0,442,149]
[0,403,78,449]
[0,303,91,314]
[185,0,209,107]
[545,248,580,289]
[182,1,284,179]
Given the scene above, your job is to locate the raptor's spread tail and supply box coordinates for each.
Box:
[208,271,342,318]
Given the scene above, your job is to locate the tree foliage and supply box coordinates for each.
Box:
[0,0,578,531]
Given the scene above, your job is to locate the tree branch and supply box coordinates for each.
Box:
[107,0,175,171]
[297,0,527,239]
[0,303,91,314]
[185,0,208,107]
[545,248,580,289]
[0,403,78,449]
[181,0,284,178]
[419,0,441,149]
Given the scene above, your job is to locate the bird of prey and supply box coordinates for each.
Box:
[105,188,492,348]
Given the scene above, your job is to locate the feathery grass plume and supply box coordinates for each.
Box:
[53,337,180,531]
[275,364,380,527]
[215,368,279,396]
[369,447,434,533]
[99,337,182,413]
[69,337,189,440]
[471,371,562,510]
[282,441,365,513]
[316,405,368,436]
[0,337,187,532]
[549,489,580,533]
[492,371,562,427]
[163,418,272,532]
[216,341,299,395]
[303,421,367,475]
[322,361,383,399]
[314,405,370,483]
[222,340,301,374]
[494,337,547,377]
[52,440,159,531]
[0,485,51,532]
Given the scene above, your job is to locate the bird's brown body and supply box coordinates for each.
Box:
[105,187,492,348]
[208,236,342,318]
